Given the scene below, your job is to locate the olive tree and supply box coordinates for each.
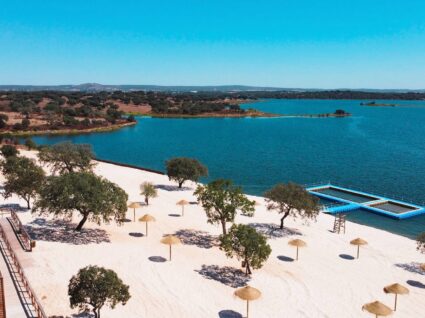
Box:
[1,156,45,209]
[33,172,128,231]
[194,179,255,235]
[220,224,271,275]
[68,265,131,318]
[140,182,157,205]
[166,157,208,188]
[264,182,320,229]
[38,141,95,174]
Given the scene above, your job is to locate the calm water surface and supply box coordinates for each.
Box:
[31,99,425,238]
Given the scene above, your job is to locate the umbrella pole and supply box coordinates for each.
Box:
[182,205,184,216]
[357,245,359,259]
[146,222,148,237]
[394,293,397,311]
[246,299,249,318]
[169,245,172,261]
[133,208,136,222]
[296,247,299,261]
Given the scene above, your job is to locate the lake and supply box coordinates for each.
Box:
[30,99,425,238]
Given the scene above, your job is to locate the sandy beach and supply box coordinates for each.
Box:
[1,150,424,317]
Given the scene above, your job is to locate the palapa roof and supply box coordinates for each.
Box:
[160,235,181,245]
[383,283,409,295]
[350,238,368,246]
[138,214,156,222]
[128,202,142,209]
[288,239,307,247]
[362,301,392,316]
[420,263,425,271]
[234,286,261,301]
[176,199,189,205]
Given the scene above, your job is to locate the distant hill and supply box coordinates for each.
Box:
[1,83,424,93]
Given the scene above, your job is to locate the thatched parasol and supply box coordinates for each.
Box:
[128,202,142,222]
[362,301,392,317]
[234,285,261,318]
[160,235,181,261]
[350,238,368,259]
[138,214,156,237]
[383,283,409,311]
[288,239,306,261]
[420,263,425,272]
[176,199,189,216]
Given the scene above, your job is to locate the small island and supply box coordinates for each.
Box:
[360,101,397,107]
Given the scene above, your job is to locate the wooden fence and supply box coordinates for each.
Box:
[0,271,5,318]
[9,211,32,252]
[0,225,47,318]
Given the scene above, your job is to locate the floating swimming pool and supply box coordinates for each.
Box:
[307,184,425,220]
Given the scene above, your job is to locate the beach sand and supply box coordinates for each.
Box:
[2,150,425,317]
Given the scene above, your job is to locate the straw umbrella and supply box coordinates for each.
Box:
[362,301,392,318]
[176,199,189,216]
[420,263,425,272]
[160,235,181,261]
[234,285,261,318]
[288,239,306,261]
[128,202,141,222]
[383,283,409,311]
[138,214,156,237]
[350,238,368,259]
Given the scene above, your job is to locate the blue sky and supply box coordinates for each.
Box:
[1,1,425,88]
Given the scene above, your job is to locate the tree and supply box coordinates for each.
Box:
[68,265,130,318]
[1,156,45,209]
[140,182,157,205]
[220,224,271,275]
[38,141,95,174]
[166,157,208,188]
[1,145,18,158]
[417,232,425,253]
[33,172,128,231]
[24,138,37,150]
[264,182,320,229]
[0,114,8,129]
[194,179,255,235]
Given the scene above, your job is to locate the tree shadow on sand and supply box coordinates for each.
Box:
[174,229,219,249]
[406,280,425,289]
[218,310,243,318]
[154,184,191,192]
[195,265,250,288]
[25,218,110,245]
[394,262,425,275]
[248,223,301,239]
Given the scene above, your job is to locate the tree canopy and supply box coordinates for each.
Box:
[38,141,95,174]
[166,157,208,188]
[220,224,271,275]
[1,156,45,209]
[68,265,131,318]
[194,179,255,235]
[264,182,320,229]
[33,171,128,231]
[140,182,157,205]
[0,144,18,158]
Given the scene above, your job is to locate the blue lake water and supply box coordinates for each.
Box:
[30,99,425,239]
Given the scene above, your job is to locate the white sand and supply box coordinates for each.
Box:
[2,150,425,317]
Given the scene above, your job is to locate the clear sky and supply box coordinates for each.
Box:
[1,0,425,89]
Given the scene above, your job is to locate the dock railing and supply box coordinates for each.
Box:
[0,224,47,318]
[9,210,33,252]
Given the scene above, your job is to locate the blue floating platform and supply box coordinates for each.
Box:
[307,184,425,220]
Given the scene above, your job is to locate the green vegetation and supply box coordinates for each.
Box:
[68,265,131,318]
[24,137,37,149]
[264,182,320,229]
[140,182,157,205]
[166,157,208,188]
[194,179,255,235]
[34,172,128,231]
[0,144,18,158]
[416,232,425,253]
[220,224,271,275]
[1,156,45,209]
[38,141,95,174]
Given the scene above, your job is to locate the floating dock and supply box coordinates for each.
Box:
[307,184,425,220]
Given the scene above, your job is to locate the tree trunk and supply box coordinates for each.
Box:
[178,181,184,188]
[25,197,31,209]
[280,212,290,229]
[93,308,98,318]
[245,259,252,275]
[221,220,227,235]
[75,214,88,231]
[145,196,149,205]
